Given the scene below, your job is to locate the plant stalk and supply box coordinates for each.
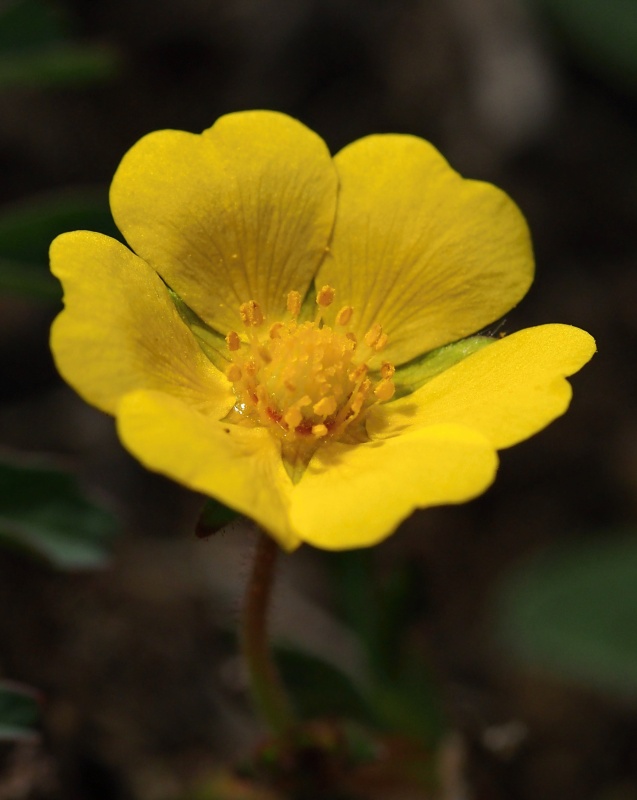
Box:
[240,530,294,734]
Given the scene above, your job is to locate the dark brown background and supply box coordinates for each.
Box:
[0,1,635,798]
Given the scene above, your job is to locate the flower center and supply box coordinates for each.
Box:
[224,285,395,443]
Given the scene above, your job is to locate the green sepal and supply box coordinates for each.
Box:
[169,290,231,371]
[195,497,239,537]
[392,335,494,398]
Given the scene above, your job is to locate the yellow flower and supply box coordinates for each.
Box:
[50,111,595,551]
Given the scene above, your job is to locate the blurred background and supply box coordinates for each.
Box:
[0,0,636,798]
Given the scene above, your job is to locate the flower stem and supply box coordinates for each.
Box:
[240,530,294,734]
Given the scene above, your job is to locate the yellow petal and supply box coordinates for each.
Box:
[110,110,337,335]
[117,390,299,551]
[319,135,533,365]
[368,324,596,449]
[50,231,231,417]
[290,425,497,549]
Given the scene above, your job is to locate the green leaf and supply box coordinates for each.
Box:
[195,498,239,537]
[0,458,118,569]
[0,0,67,52]
[528,0,637,89]
[0,681,40,741]
[0,189,119,300]
[393,335,494,398]
[0,43,118,89]
[497,533,637,697]
[276,646,375,725]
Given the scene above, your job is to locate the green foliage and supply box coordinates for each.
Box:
[497,533,637,697]
[528,0,637,90]
[0,681,40,741]
[329,551,446,744]
[0,190,119,300]
[277,647,375,725]
[0,0,118,89]
[0,457,118,569]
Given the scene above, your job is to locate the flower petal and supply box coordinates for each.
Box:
[368,324,596,449]
[319,135,533,365]
[110,111,338,334]
[50,231,231,417]
[117,390,299,551]
[290,424,497,549]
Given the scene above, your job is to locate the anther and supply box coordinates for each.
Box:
[381,362,395,378]
[312,423,328,438]
[336,306,353,326]
[269,322,284,339]
[316,285,336,308]
[239,300,264,327]
[287,290,302,318]
[364,323,383,349]
[313,396,337,417]
[345,332,357,346]
[349,363,368,383]
[374,378,395,402]
[374,333,389,352]
[226,331,241,351]
[226,363,242,382]
[258,346,272,364]
[284,407,302,430]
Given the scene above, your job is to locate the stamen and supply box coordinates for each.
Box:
[374,333,389,352]
[381,362,395,378]
[226,363,242,382]
[312,424,328,438]
[226,331,241,351]
[316,285,335,308]
[336,306,353,326]
[364,323,383,349]
[313,396,337,417]
[287,290,301,318]
[284,407,302,429]
[374,378,395,402]
[240,300,264,327]
[269,322,284,339]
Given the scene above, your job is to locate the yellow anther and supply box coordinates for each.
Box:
[239,300,264,327]
[364,322,383,349]
[349,363,369,383]
[258,346,272,364]
[381,362,395,379]
[226,331,241,351]
[374,333,389,352]
[312,423,328,438]
[269,322,284,339]
[316,285,336,308]
[287,290,302,317]
[226,363,242,382]
[374,378,395,402]
[298,396,312,408]
[284,407,302,430]
[345,332,357,346]
[313,396,337,417]
[336,306,353,326]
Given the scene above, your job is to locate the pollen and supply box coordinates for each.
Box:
[364,322,383,349]
[287,290,302,318]
[240,300,264,327]
[224,286,396,445]
[316,285,336,307]
[336,306,353,326]
[226,330,241,351]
